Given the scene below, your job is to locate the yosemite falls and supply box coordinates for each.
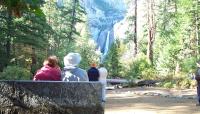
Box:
[81,0,126,61]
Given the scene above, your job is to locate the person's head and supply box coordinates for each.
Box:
[91,63,97,67]
[44,55,59,67]
[64,52,81,67]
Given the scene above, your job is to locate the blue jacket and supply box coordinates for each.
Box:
[62,66,89,81]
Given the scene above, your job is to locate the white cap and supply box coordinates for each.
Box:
[64,52,81,67]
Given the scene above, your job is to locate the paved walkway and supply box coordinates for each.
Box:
[105,87,200,114]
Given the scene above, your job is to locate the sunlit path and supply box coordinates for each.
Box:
[105,88,200,114]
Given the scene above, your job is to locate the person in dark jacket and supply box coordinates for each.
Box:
[33,56,61,81]
[87,63,99,81]
[195,61,200,106]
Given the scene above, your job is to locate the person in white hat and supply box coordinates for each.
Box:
[61,52,89,81]
[98,64,108,102]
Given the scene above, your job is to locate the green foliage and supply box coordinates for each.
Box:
[141,68,157,80]
[126,58,146,79]
[155,44,181,76]
[0,0,45,17]
[0,0,86,75]
[176,77,191,89]
[158,72,196,89]
[41,0,86,60]
[0,0,200,88]
[0,44,8,71]
[0,66,31,80]
[181,57,197,73]
[154,0,200,79]
[30,50,47,75]
[125,54,157,80]
[14,13,50,48]
[163,82,174,89]
[78,40,100,70]
[104,40,123,78]
[0,3,50,72]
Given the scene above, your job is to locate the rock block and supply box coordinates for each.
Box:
[0,81,104,114]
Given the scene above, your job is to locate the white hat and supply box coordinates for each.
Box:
[64,52,82,67]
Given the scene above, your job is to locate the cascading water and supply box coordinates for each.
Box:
[101,31,110,62]
[57,0,126,62]
[105,31,110,55]
[81,0,126,62]
[56,0,64,7]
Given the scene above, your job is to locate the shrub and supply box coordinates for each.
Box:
[125,60,142,79]
[176,77,192,89]
[190,80,197,88]
[161,73,174,82]
[181,57,197,73]
[125,54,157,80]
[159,74,195,89]
[141,68,157,80]
[0,66,31,80]
[163,81,174,88]
[78,40,100,70]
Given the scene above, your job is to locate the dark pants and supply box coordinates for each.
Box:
[197,83,200,103]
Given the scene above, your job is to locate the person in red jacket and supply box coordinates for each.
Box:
[33,56,61,81]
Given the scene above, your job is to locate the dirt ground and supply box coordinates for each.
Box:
[105,87,200,114]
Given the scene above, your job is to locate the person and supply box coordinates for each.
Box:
[87,63,100,81]
[33,56,61,81]
[195,61,200,106]
[98,64,108,102]
[62,52,89,81]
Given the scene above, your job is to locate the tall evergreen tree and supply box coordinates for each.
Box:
[147,0,156,65]
[134,0,138,57]
[105,40,122,78]
[0,0,45,71]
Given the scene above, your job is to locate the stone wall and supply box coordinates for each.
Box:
[0,81,104,114]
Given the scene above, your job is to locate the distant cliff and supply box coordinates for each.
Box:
[80,0,126,61]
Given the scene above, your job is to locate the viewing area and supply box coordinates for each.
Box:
[0,81,104,114]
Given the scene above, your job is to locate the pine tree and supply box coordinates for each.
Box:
[105,40,122,78]
[0,0,45,71]
[147,0,156,65]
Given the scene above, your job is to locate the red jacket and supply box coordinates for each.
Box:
[33,65,61,81]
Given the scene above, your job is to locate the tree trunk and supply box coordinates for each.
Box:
[133,0,137,57]
[47,1,52,56]
[6,8,12,59]
[196,0,200,54]
[31,47,37,79]
[147,0,155,65]
[175,62,180,75]
[174,0,177,12]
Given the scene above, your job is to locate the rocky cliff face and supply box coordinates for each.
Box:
[80,0,126,61]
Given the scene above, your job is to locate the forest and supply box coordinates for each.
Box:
[0,0,200,89]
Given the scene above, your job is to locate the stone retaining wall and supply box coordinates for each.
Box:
[0,81,103,114]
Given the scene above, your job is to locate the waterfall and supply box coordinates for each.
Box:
[104,31,110,55]
[101,31,110,62]
[57,0,64,7]
[80,0,126,62]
